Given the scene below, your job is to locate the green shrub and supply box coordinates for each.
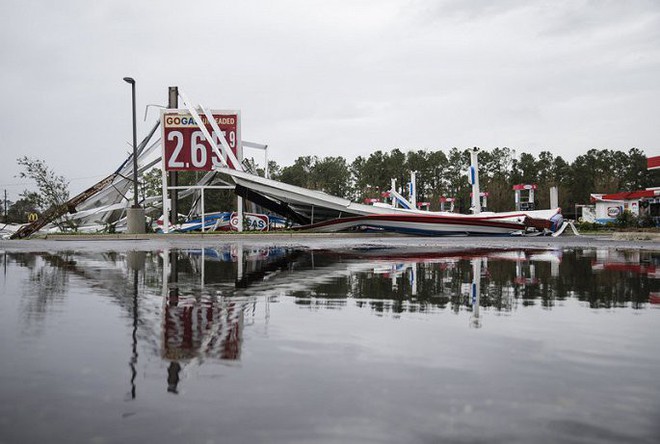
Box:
[614,210,638,229]
[576,221,605,232]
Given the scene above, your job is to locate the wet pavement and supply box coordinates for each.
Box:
[0,234,659,443]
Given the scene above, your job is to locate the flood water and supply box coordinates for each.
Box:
[0,244,659,443]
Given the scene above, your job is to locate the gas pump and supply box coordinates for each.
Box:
[439,197,455,212]
[469,192,489,212]
[513,184,537,211]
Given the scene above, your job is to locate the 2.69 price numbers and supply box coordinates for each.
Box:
[166,130,236,170]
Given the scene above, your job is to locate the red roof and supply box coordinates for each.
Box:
[598,190,659,201]
[648,156,660,170]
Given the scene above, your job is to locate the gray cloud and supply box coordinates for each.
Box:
[1,0,658,201]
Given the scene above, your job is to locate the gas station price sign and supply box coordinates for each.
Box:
[162,110,241,171]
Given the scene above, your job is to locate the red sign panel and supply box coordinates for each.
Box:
[162,111,241,171]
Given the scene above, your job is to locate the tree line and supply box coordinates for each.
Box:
[266,147,656,217]
[4,147,657,224]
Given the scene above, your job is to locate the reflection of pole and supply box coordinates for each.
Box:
[470,258,482,328]
[236,244,244,283]
[162,248,170,299]
[410,264,417,296]
[264,295,270,333]
[201,248,205,289]
[167,361,181,394]
[169,250,178,303]
[129,268,139,399]
[165,249,182,394]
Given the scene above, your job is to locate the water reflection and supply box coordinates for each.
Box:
[2,245,658,389]
[4,246,658,320]
[220,246,656,312]
[1,243,659,443]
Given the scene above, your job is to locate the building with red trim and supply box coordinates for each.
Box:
[580,155,659,225]
[585,190,659,224]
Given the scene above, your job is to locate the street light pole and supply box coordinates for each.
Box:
[123,77,139,207]
[123,77,145,233]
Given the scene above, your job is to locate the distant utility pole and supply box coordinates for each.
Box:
[3,189,6,222]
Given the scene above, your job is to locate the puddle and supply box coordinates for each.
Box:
[0,245,658,443]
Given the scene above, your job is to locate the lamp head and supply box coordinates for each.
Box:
[123,77,135,85]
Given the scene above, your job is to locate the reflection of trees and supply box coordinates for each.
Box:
[4,243,656,397]
[7,251,163,350]
[16,253,72,331]
[562,250,657,309]
[225,248,657,313]
[7,249,257,364]
[7,246,657,334]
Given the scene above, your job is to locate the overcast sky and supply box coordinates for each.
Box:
[1,0,659,200]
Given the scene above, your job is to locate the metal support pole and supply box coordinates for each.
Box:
[201,187,205,233]
[264,146,269,179]
[237,196,244,232]
[470,147,481,214]
[123,79,139,208]
[550,186,559,209]
[123,77,146,234]
[168,87,178,224]
[410,171,416,209]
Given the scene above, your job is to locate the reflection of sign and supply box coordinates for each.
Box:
[230,212,269,231]
[162,110,241,171]
[607,206,621,218]
[164,296,244,361]
[27,212,38,222]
